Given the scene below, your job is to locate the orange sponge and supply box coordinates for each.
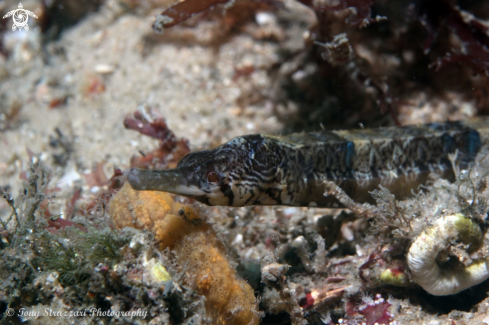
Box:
[109,183,259,325]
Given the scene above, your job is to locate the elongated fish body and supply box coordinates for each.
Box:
[126,119,489,207]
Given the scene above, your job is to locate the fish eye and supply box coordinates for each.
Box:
[207,171,221,184]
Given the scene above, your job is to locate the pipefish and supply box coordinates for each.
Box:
[126,119,489,208]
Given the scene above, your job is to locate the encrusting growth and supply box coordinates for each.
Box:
[109,183,259,325]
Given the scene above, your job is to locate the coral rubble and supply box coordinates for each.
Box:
[109,183,259,325]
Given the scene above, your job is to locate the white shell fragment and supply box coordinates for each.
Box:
[94,63,115,75]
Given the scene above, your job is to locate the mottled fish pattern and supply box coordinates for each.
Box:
[127,118,489,208]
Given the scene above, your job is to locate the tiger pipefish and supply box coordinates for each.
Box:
[126,119,489,208]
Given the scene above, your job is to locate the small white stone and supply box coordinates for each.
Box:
[232,233,244,246]
[95,63,115,74]
[255,12,275,26]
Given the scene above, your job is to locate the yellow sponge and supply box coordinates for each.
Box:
[109,183,259,325]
